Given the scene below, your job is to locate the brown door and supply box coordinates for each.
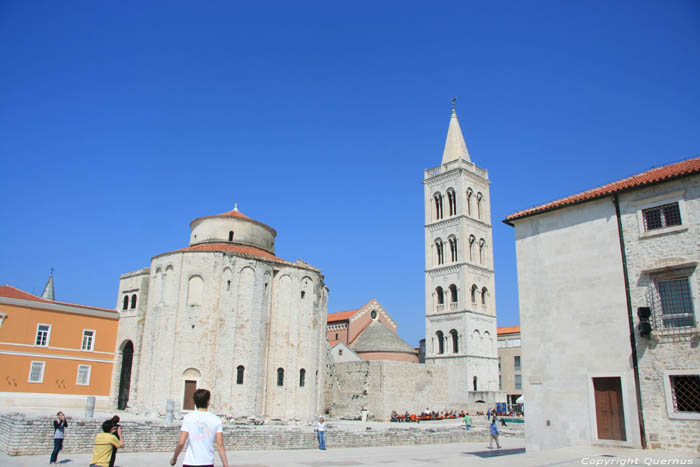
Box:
[183,380,197,410]
[593,377,626,441]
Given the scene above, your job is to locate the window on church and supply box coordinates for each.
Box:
[446,189,456,216]
[301,291,306,299]
[299,369,306,387]
[448,237,457,262]
[449,329,458,353]
[435,240,444,265]
[277,368,284,386]
[130,294,137,309]
[469,235,475,262]
[236,365,244,384]
[122,296,129,310]
[471,285,478,303]
[481,287,488,305]
[436,331,444,354]
[476,192,483,220]
[228,231,234,241]
[479,239,485,265]
[187,276,203,306]
[434,193,443,220]
[335,333,338,340]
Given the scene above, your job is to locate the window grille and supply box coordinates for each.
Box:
[29,361,45,383]
[670,375,700,413]
[76,365,91,385]
[643,203,681,231]
[656,277,696,329]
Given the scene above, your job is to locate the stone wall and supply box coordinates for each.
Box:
[325,361,449,421]
[0,413,520,456]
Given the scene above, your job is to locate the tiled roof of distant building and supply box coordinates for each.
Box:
[505,156,700,224]
[327,299,376,322]
[0,285,116,313]
[497,325,520,335]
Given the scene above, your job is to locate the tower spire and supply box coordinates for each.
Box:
[41,268,55,301]
[441,98,471,164]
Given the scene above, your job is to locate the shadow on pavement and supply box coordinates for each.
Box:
[464,448,526,458]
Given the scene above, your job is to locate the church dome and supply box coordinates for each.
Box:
[189,205,277,253]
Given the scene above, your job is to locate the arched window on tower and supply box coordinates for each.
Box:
[435,239,444,265]
[446,189,456,216]
[434,193,443,220]
[436,330,445,354]
[228,231,234,241]
[449,329,459,353]
[236,365,244,384]
[479,238,486,265]
[469,235,476,262]
[122,296,129,310]
[448,236,458,262]
[130,294,137,309]
[471,284,478,303]
[299,368,306,387]
[481,287,488,305]
[435,286,444,308]
[277,368,284,386]
[476,192,483,220]
[449,284,458,307]
[466,188,473,216]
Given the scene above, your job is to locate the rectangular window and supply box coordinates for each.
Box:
[657,277,696,328]
[643,202,682,231]
[29,361,45,383]
[35,324,51,346]
[514,356,521,371]
[76,365,91,385]
[499,375,502,390]
[498,357,501,372]
[669,375,700,413]
[81,330,95,351]
[515,374,522,390]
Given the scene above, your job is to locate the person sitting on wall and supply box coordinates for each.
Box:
[391,410,398,422]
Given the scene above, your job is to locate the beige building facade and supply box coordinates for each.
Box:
[497,326,522,408]
[112,206,328,422]
[506,157,700,452]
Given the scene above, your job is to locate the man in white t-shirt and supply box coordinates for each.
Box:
[170,389,229,467]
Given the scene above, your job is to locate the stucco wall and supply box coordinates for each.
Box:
[513,198,642,452]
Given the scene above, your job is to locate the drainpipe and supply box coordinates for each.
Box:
[612,194,647,449]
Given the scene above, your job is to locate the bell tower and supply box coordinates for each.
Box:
[423,100,500,406]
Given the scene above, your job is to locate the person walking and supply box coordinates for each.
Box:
[50,411,67,465]
[170,388,229,467]
[463,412,472,431]
[89,419,124,467]
[315,416,327,450]
[488,418,501,449]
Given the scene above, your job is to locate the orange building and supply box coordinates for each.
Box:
[0,284,119,409]
[327,299,419,363]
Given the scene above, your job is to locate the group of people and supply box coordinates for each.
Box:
[390,408,471,422]
[50,388,329,466]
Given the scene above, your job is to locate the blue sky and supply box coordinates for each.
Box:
[1,1,699,347]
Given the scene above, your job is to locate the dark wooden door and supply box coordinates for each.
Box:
[593,377,626,441]
[183,380,197,410]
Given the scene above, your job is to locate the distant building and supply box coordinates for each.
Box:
[113,206,328,421]
[327,299,418,363]
[497,326,522,407]
[506,157,700,452]
[0,282,118,409]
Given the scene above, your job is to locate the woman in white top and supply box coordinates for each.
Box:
[315,416,326,450]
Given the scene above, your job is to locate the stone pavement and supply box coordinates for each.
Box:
[2,438,698,467]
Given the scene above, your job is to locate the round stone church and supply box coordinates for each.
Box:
[110,206,328,421]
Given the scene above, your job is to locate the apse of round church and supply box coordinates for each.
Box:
[111,207,328,422]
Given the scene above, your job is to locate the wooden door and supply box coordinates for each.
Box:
[593,377,626,441]
[183,380,197,410]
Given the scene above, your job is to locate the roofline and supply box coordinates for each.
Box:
[189,214,277,237]
[503,166,700,227]
[0,297,119,320]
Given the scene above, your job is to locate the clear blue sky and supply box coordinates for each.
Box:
[1,1,699,347]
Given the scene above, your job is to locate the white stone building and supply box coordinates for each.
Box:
[423,103,501,406]
[506,157,700,452]
[111,206,328,421]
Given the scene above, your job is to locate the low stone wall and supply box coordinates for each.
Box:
[0,413,523,456]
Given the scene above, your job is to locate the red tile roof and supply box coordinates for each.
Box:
[0,285,117,313]
[329,340,339,346]
[497,325,520,335]
[327,299,376,323]
[505,156,700,224]
[169,242,320,271]
[217,209,251,220]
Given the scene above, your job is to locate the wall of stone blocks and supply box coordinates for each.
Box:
[0,413,521,456]
[325,361,449,421]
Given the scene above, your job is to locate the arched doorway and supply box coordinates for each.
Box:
[117,341,134,410]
